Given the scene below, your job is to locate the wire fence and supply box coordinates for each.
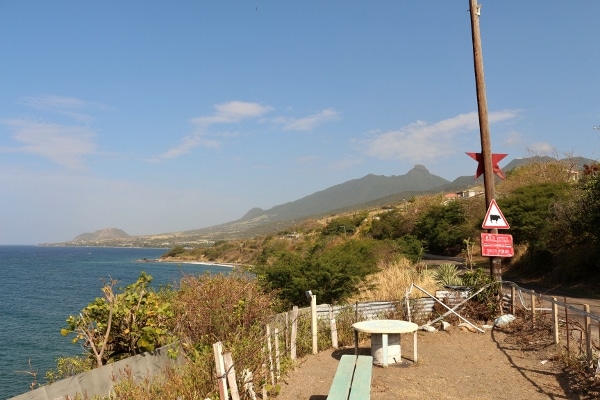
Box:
[503,282,600,370]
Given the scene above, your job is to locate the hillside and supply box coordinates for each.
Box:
[238,164,449,221]
[72,228,130,242]
[180,165,452,239]
[47,155,597,247]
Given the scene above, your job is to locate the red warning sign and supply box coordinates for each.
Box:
[481,233,514,257]
[482,199,510,229]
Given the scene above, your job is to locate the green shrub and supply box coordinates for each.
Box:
[434,263,461,287]
[61,272,176,367]
[45,355,94,383]
[413,202,472,255]
[461,268,501,321]
[163,245,186,258]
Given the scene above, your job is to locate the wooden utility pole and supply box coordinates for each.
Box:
[469,0,502,281]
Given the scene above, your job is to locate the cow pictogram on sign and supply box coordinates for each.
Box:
[482,199,510,229]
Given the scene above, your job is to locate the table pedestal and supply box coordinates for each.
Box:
[371,333,401,366]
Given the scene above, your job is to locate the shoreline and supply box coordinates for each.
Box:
[136,258,239,268]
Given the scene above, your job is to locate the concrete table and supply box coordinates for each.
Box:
[352,319,418,367]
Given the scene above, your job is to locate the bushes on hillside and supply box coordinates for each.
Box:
[369,209,413,240]
[413,201,473,255]
[171,272,277,349]
[507,165,600,280]
[254,238,384,308]
[322,211,369,236]
[498,182,571,251]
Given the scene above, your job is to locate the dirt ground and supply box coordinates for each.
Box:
[274,324,595,400]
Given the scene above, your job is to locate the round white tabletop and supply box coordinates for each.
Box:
[352,319,418,334]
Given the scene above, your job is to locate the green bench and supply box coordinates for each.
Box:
[326,354,373,400]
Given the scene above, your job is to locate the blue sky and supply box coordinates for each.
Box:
[1,1,599,244]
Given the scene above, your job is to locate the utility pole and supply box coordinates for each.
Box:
[469,0,502,281]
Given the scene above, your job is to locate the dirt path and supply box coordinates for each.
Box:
[275,326,579,400]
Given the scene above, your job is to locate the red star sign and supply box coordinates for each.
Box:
[466,152,508,180]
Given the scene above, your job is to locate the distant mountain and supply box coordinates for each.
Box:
[63,155,599,245]
[194,156,596,238]
[73,228,130,242]
[502,156,596,172]
[239,165,449,222]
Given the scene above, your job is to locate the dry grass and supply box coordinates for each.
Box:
[350,257,440,302]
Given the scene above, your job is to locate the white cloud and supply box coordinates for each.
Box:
[2,119,97,169]
[157,134,221,160]
[273,108,339,131]
[527,142,555,156]
[192,101,274,126]
[19,94,105,124]
[362,110,520,163]
[158,101,273,160]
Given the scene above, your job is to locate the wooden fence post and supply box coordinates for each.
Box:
[261,363,268,400]
[213,342,228,400]
[290,306,298,361]
[564,297,570,357]
[552,297,559,345]
[311,294,318,354]
[284,311,289,353]
[530,291,536,325]
[511,285,516,315]
[585,304,592,367]
[329,305,338,349]
[223,352,240,400]
[266,324,275,387]
[274,328,280,380]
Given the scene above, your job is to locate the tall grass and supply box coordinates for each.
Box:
[350,257,439,302]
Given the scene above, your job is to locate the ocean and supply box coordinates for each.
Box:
[0,245,233,399]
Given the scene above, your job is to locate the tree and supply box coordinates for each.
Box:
[498,182,571,250]
[394,235,424,263]
[61,278,117,367]
[577,167,600,240]
[61,272,175,366]
[255,238,381,307]
[369,210,413,240]
[413,201,471,255]
[322,212,368,236]
[163,245,186,258]
[309,239,380,304]
[543,168,600,271]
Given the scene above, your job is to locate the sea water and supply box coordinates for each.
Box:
[0,245,232,399]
